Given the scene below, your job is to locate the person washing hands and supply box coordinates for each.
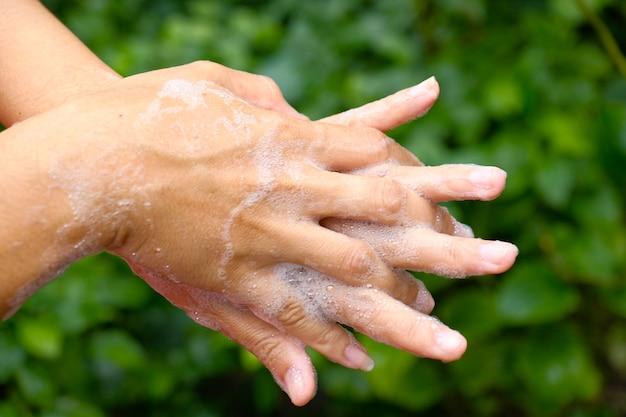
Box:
[0,0,518,406]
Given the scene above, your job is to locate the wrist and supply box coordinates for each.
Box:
[0,109,121,318]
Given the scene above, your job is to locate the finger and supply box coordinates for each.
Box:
[187,292,318,406]
[326,285,467,362]
[395,268,436,313]
[353,164,508,202]
[269,223,422,307]
[224,71,307,120]
[171,61,419,168]
[252,213,436,309]
[243,266,376,373]
[134,264,318,406]
[182,61,308,119]
[302,122,421,170]
[324,220,519,278]
[296,169,452,227]
[320,77,440,132]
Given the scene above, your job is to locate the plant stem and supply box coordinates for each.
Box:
[575,0,626,79]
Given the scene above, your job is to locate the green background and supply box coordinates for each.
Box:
[2,0,625,416]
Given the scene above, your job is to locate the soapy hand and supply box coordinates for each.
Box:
[166,65,516,404]
[102,63,515,405]
[2,61,517,406]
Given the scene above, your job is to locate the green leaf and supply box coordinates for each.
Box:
[0,403,24,417]
[538,112,593,157]
[142,366,177,401]
[239,348,263,373]
[496,263,580,325]
[515,325,602,413]
[437,288,504,341]
[15,364,56,407]
[362,340,445,411]
[552,223,620,285]
[0,331,26,381]
[533,157,577,209]
[573,186,623,229]
[449,339,511,397]
[483,75,524,118]
[42,397,106,417]
[319,366,372,402]
[605,323,626,378]
[89,329,146,371]
[598,285,626,319]
[16,316,63,360]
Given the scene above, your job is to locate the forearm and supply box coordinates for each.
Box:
[0,0,119,126]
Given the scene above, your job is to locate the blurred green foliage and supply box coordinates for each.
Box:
[1,0,625,415]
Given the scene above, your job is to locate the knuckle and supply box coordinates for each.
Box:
[248,332,285,362]
[308,325,337,348]
[189,60,217,72]
[256,75,291,110]
[403,320,423,342]
[374,178,406,217]
[441,241,459,263]
[366,129,393,161]
[258,75,282,97]
[267,115,293,142]
[339,243,376,277]
[276,299,309,329]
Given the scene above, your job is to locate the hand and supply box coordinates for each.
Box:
[107,64,513,404]
[1,61,517,406]
[160,66,517,405]
[0,62,509,405]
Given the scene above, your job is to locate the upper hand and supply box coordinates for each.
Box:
[93,63,514,405]
[24,61,502,404]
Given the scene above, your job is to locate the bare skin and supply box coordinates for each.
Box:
[0,0,518,406]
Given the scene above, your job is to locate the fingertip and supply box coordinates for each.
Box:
[479,240,519,272]
[468,166,508,200]
[434,328,467,361]
[282,364,318,406]
[344,343,375,372]
[423,76,440,97]
[406,76,440,117]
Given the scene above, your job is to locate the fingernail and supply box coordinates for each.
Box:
[469,167,506,190]
[408,76,438,96]
[479,241,518,264]
[345,344,375,372]
[284,366,305,401]
[435,329,465,353]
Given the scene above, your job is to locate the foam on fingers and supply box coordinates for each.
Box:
[324,284,468,361]
[323,218,517,278]
[353,163,508,202]
[238,266,376,372]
